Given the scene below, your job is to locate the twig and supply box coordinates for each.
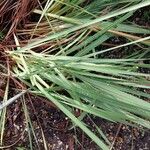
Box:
[0,90,27,110]
[0,129,26,149]
[110,124,122,150]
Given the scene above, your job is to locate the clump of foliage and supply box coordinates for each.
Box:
[0,0,150,149]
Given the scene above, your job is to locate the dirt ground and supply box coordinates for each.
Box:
[1,94,150,150]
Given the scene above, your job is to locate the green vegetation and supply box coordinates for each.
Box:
[0,0,150,149]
